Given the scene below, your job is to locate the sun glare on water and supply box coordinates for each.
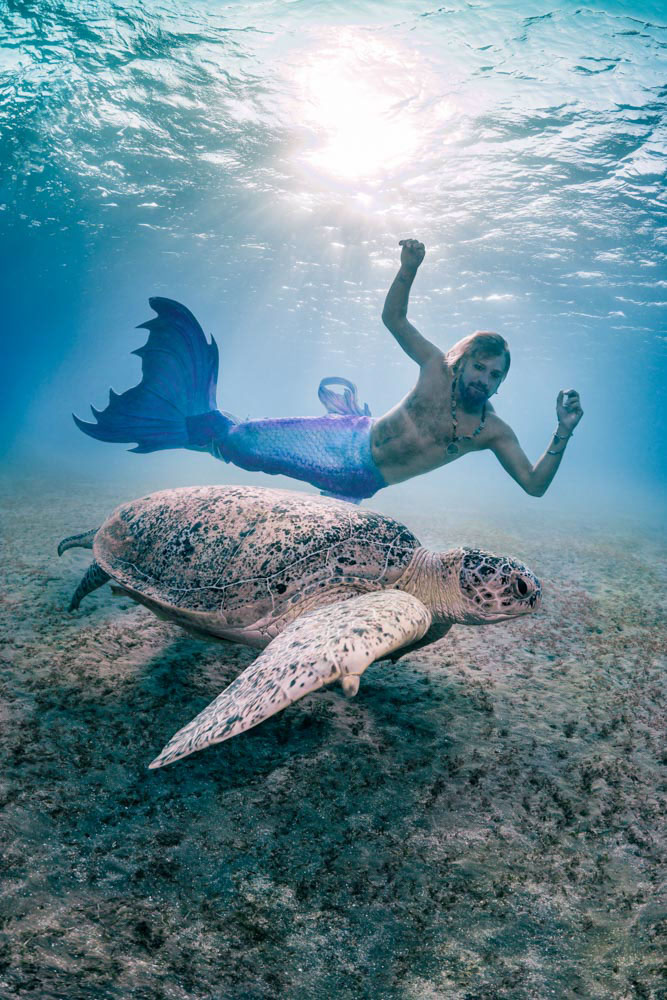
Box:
[291,31,423,182]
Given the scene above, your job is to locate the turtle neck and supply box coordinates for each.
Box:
[395,547,465,623]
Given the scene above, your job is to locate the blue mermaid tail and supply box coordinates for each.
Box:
[213,413,383,503]
[73,298,386,503]
[73,297,227,453]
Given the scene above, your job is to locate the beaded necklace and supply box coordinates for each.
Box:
[446,373,487,455]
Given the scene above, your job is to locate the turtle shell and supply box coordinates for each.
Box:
[94,485,420,642]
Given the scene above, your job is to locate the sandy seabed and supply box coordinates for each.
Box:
[0,475,664,1000]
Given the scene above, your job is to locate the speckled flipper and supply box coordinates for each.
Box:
[57,528,98,556]
[68,561,111,612]
[148,590,432,769]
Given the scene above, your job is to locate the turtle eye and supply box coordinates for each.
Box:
[513,577,529,598]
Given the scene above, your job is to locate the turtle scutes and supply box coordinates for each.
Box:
[57,485,541,768]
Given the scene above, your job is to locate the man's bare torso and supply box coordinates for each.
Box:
[370,356,499,485]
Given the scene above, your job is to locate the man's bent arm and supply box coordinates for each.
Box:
[490,390,583,497]
[490,425,572,498]
[382,242,442,367]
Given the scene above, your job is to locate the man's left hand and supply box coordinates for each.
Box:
[557,389,583,432]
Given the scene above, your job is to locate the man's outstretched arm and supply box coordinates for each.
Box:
[382,239,443,367]
[489,390,584,497]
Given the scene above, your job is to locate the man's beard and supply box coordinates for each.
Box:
[462,382,489,404]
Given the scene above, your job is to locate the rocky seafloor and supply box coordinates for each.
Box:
[0,476,664,1000]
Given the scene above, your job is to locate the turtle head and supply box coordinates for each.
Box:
[437,547,541,625]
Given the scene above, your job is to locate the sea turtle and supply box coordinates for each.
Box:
[58,485,541,768]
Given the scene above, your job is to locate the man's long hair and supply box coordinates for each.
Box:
[445,331,511,379]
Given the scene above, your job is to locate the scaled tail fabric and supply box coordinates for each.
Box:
[213,413,385,504]
[74,298,387,503]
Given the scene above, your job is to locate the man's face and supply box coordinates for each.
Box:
[458,353,506,403]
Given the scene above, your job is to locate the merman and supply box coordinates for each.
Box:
[74,239,583,502]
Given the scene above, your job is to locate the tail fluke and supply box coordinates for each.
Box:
[57,528,98,557]
[73,297,221,454]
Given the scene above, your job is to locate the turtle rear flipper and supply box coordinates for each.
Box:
[148,590,432,769]
[57,528,98,557]
[68,561,111,612]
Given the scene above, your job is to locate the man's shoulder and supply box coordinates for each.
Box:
[420,350,448,374]
[416,352,450,389]
[483,409,516,444]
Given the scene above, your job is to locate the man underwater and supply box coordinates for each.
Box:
[74,239,583,503]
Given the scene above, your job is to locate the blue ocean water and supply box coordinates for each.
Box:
[1,0,665,520]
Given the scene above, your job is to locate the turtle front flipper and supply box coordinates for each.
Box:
[384,622,452,663]
[148,590,432,769]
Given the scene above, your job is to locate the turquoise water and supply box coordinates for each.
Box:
[2,7,666,997]
[2,0,666,515]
